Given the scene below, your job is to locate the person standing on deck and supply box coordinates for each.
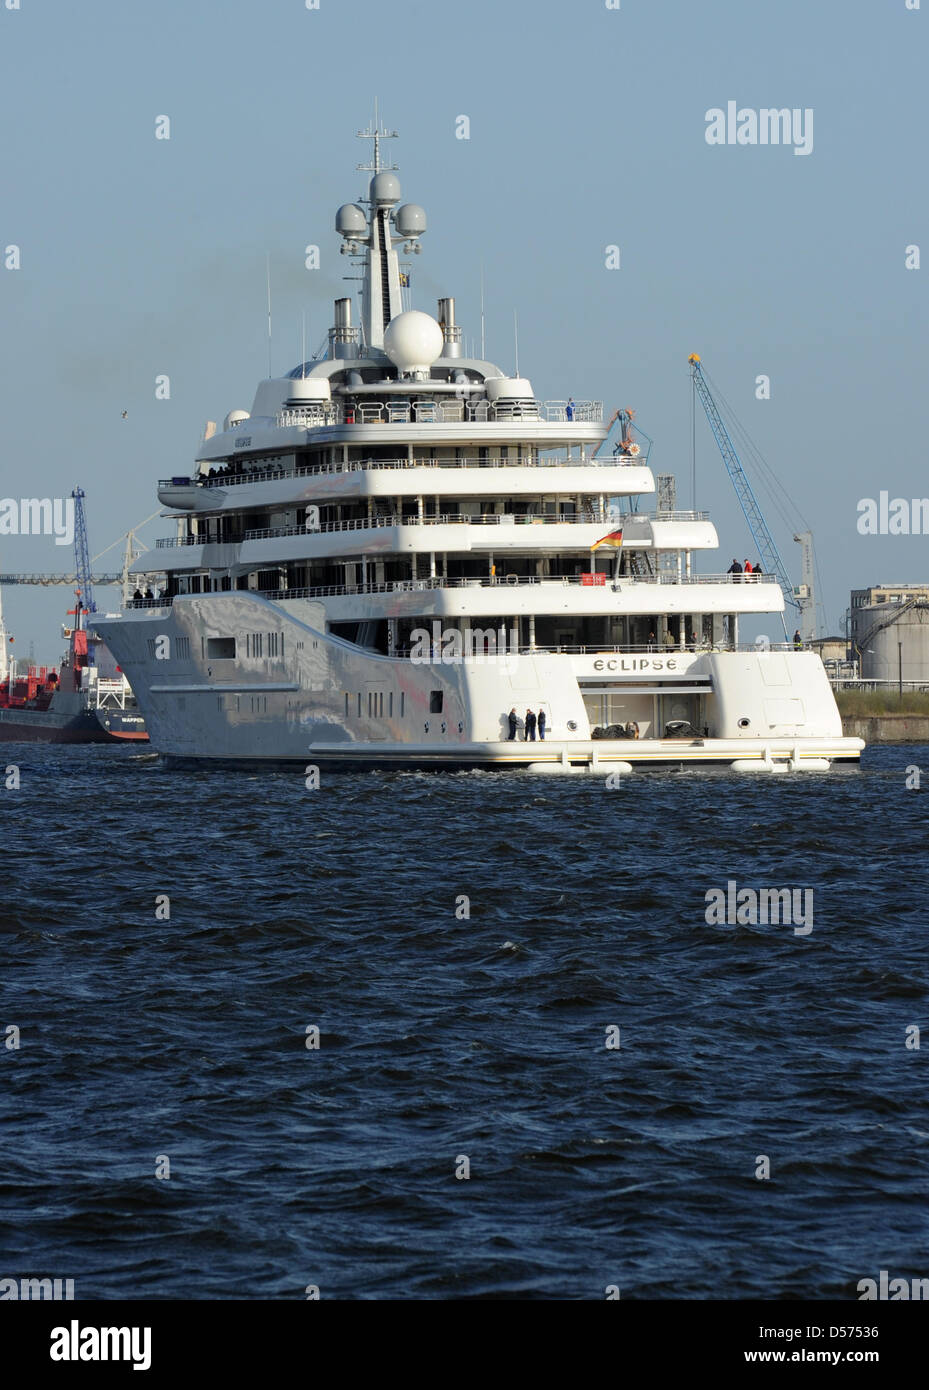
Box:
[507,707,518,740]
[525,708,537,742]
[537,709,547,740]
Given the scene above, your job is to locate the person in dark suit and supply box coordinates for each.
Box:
[507,707,518,740]
[525,708,537,742]
[537,710,547,740]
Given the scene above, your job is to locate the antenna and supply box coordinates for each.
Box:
[513,310,519,377]
[691,367,696,509]
[301,311,307,377]
[0,584,8,686]
[266,255,272,377]
[480,264,485,360]
[356,100,398,176]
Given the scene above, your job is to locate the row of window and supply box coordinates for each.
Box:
[852,590,929,607]
[341,690,445,719]
[243,632,282,658]
[346,690,404,719]
[216,695,267,713]
[142,633,285,661]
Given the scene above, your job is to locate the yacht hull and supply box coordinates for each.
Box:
[159,738,862,772]
[95,595,864,772]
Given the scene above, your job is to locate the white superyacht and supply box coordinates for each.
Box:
[95,121,862,772]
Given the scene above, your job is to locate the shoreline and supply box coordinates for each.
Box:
[843,714,929,745]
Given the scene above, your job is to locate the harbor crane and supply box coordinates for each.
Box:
[70,486,97,661]
[71,486,96,613]
[688,354,810,642]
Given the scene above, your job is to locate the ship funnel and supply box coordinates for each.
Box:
[329,297,359,359]
[437,297,462,358]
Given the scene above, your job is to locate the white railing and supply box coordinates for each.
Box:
[240,512,619,541]
[276,398,603,429]
[542,401,603,423]
[173,450,637,491]
[157,512,643,546]
[241,573,775,600]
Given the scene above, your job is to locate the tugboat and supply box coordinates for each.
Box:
[0,590,147,744]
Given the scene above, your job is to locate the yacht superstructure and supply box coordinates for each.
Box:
[94,121,862,771]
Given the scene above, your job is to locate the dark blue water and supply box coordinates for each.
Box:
[2,745,927,1299]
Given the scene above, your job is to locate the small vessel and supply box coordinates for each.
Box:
[0,593,147,745]
[94,117,862,772]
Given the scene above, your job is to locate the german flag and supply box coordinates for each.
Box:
[590,527,624,551]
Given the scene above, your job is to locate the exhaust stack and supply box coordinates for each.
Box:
[329,297,359,359]
[437,297,462,358]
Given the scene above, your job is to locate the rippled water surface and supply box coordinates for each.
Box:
[2,744,927,1299]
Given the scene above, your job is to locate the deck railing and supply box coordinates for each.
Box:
[276,399,603,428]
[226,572,773,600]
[160,448,635,492]
[155,510,712,547]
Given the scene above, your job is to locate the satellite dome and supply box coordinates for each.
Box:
[336,203,367,236]
[383,311,444,374]
[484,377,534,402]
[370,171,401,206]
[286,377,331,402]
[224,409,250,431]
[394,203,426,237]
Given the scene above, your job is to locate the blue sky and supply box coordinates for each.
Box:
[1,0,926,659]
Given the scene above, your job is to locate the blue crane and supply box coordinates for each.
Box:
[688,354,799,637]
[71,487,96,659]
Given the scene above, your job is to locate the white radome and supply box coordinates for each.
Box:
[383,310,444,374]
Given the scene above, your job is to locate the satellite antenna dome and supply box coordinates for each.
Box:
[224,409,250,431]
[394,203,426,237]
[383,311,444,374]
[370,171,402,206]
[336,203,367,237]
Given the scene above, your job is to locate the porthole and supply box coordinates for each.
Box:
[738,717,751,728]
